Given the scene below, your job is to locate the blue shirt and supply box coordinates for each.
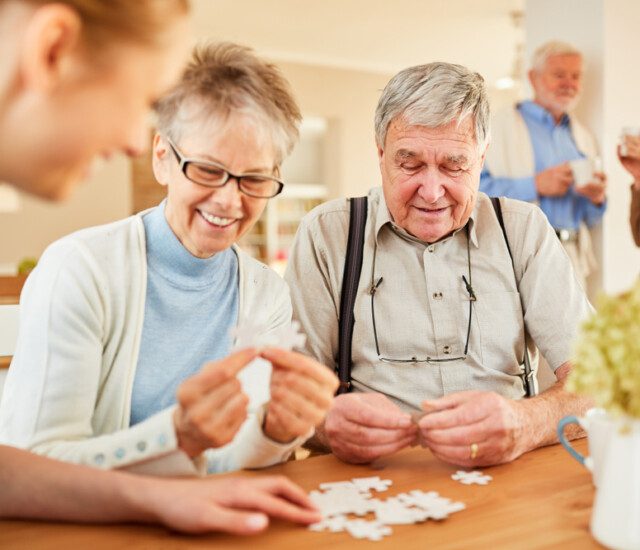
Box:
[480,100,605,230]
[130,202,239,426]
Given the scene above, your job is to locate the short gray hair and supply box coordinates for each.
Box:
[155,42,301,165]
[374,62,490,151]
[531,41,582,73]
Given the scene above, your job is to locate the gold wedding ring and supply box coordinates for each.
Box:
[470,442,479,460]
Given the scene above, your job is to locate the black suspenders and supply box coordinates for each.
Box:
[337,195,536,398]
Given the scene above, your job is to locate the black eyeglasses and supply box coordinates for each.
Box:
[165,137,285,199]
[370,224,476,364]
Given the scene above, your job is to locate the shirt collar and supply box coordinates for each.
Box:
[518,99,571,127]
[373,186,479,248]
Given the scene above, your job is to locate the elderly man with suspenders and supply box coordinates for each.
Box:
[286,61,592,468]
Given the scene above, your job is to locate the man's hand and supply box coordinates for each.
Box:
[417,390,526,467]
[619,136,640,186]
[174,348,258,457]
[535,163,573,197]
[322,392,417,464]
[140,475,321,534]
[261,348,338,444]
[575,171,607,205]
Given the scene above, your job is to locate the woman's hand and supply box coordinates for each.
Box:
[261,348,338,444]
[174,348,258,457]
[139,474,321,534]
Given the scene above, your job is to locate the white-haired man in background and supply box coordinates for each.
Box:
[480,41,607,291]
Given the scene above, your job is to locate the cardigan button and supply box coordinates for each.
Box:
[136,440,147,452]
[94,453,105,465]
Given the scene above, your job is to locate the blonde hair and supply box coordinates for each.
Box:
[155,42,301,165]
[20,0,190,47]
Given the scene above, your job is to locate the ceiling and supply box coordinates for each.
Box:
[191,0,524,83]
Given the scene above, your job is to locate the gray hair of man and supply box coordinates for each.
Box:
[154,42,301,166]
[531,41,582,73]
[374,62,490,154]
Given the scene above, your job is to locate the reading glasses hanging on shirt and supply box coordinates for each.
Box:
[370,224,476,364]
[165,136,284,199]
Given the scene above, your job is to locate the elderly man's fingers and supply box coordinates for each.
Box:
[420,393,492,430]
[338,394,413,430]
[332,434,417,464]
[419,417,492,446]
[335,420,418,446]
[261,348,339,390]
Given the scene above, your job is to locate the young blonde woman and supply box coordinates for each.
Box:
[0,0,320,534]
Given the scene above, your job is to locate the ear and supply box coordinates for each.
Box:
[377,143,385,171]
[20,4,82,92]
[152,133,171,187]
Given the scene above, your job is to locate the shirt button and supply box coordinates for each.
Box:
[443,345,451,354]
[136,440,147,452]
[432,292,443,300]
[428,246,435,253]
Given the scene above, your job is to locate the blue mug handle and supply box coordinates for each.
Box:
[557,415,586,465]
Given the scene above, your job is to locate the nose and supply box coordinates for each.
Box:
[416,168,446,204]
[210,176,243,210]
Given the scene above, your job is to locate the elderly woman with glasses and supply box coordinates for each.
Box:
[0,42,338,476]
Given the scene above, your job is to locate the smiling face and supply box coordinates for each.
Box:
[153,114,277,258]
[529,53,583,120]
[378,117,485,243]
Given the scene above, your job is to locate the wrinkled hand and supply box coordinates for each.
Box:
[174,348,257,457]
[535,163,573,197]
[142,475,321,534]
[575,171,607,205]
[418,391,526,467]
[619,136,640,184]
[323,392,417,464]
[261,348,338,443]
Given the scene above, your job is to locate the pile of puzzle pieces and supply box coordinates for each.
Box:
[308,476,468,542]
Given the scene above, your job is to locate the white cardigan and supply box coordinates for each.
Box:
[0,214,307,475]
[485,104,598,179]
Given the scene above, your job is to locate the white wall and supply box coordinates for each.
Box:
[525,0,640,294]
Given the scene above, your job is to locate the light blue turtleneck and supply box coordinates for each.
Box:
[130,202,239,426]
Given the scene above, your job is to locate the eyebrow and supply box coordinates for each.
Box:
[394,149,418,161]
[445,154,470,165]
[189,152,273,175]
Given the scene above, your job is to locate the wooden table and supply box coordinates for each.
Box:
[0,440,600,549]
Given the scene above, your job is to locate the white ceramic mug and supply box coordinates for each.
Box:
[569,157,594,188]
[619,126,640,157]
[557,407,611,487]
[590,417,640,550]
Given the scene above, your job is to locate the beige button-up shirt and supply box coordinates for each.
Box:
[285,187,591,412]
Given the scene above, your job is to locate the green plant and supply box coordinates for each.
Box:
[566,278,640,418]
[17,257,37,274]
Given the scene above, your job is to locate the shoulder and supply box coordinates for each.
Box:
[299,196,351,232]
[477,193,548,232]
[234,247,288,294]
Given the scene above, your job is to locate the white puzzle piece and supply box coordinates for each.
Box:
[230,320,306,351]
[451,470,493,485]
[308,478,466,541]
[344,520,392,541]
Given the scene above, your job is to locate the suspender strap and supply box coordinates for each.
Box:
[489,196,536,397]
[337,196,368,394]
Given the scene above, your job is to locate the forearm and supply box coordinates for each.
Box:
[514,375,592,453]
[0,445,155,523]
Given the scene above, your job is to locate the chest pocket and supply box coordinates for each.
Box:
[472,289,526,377]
